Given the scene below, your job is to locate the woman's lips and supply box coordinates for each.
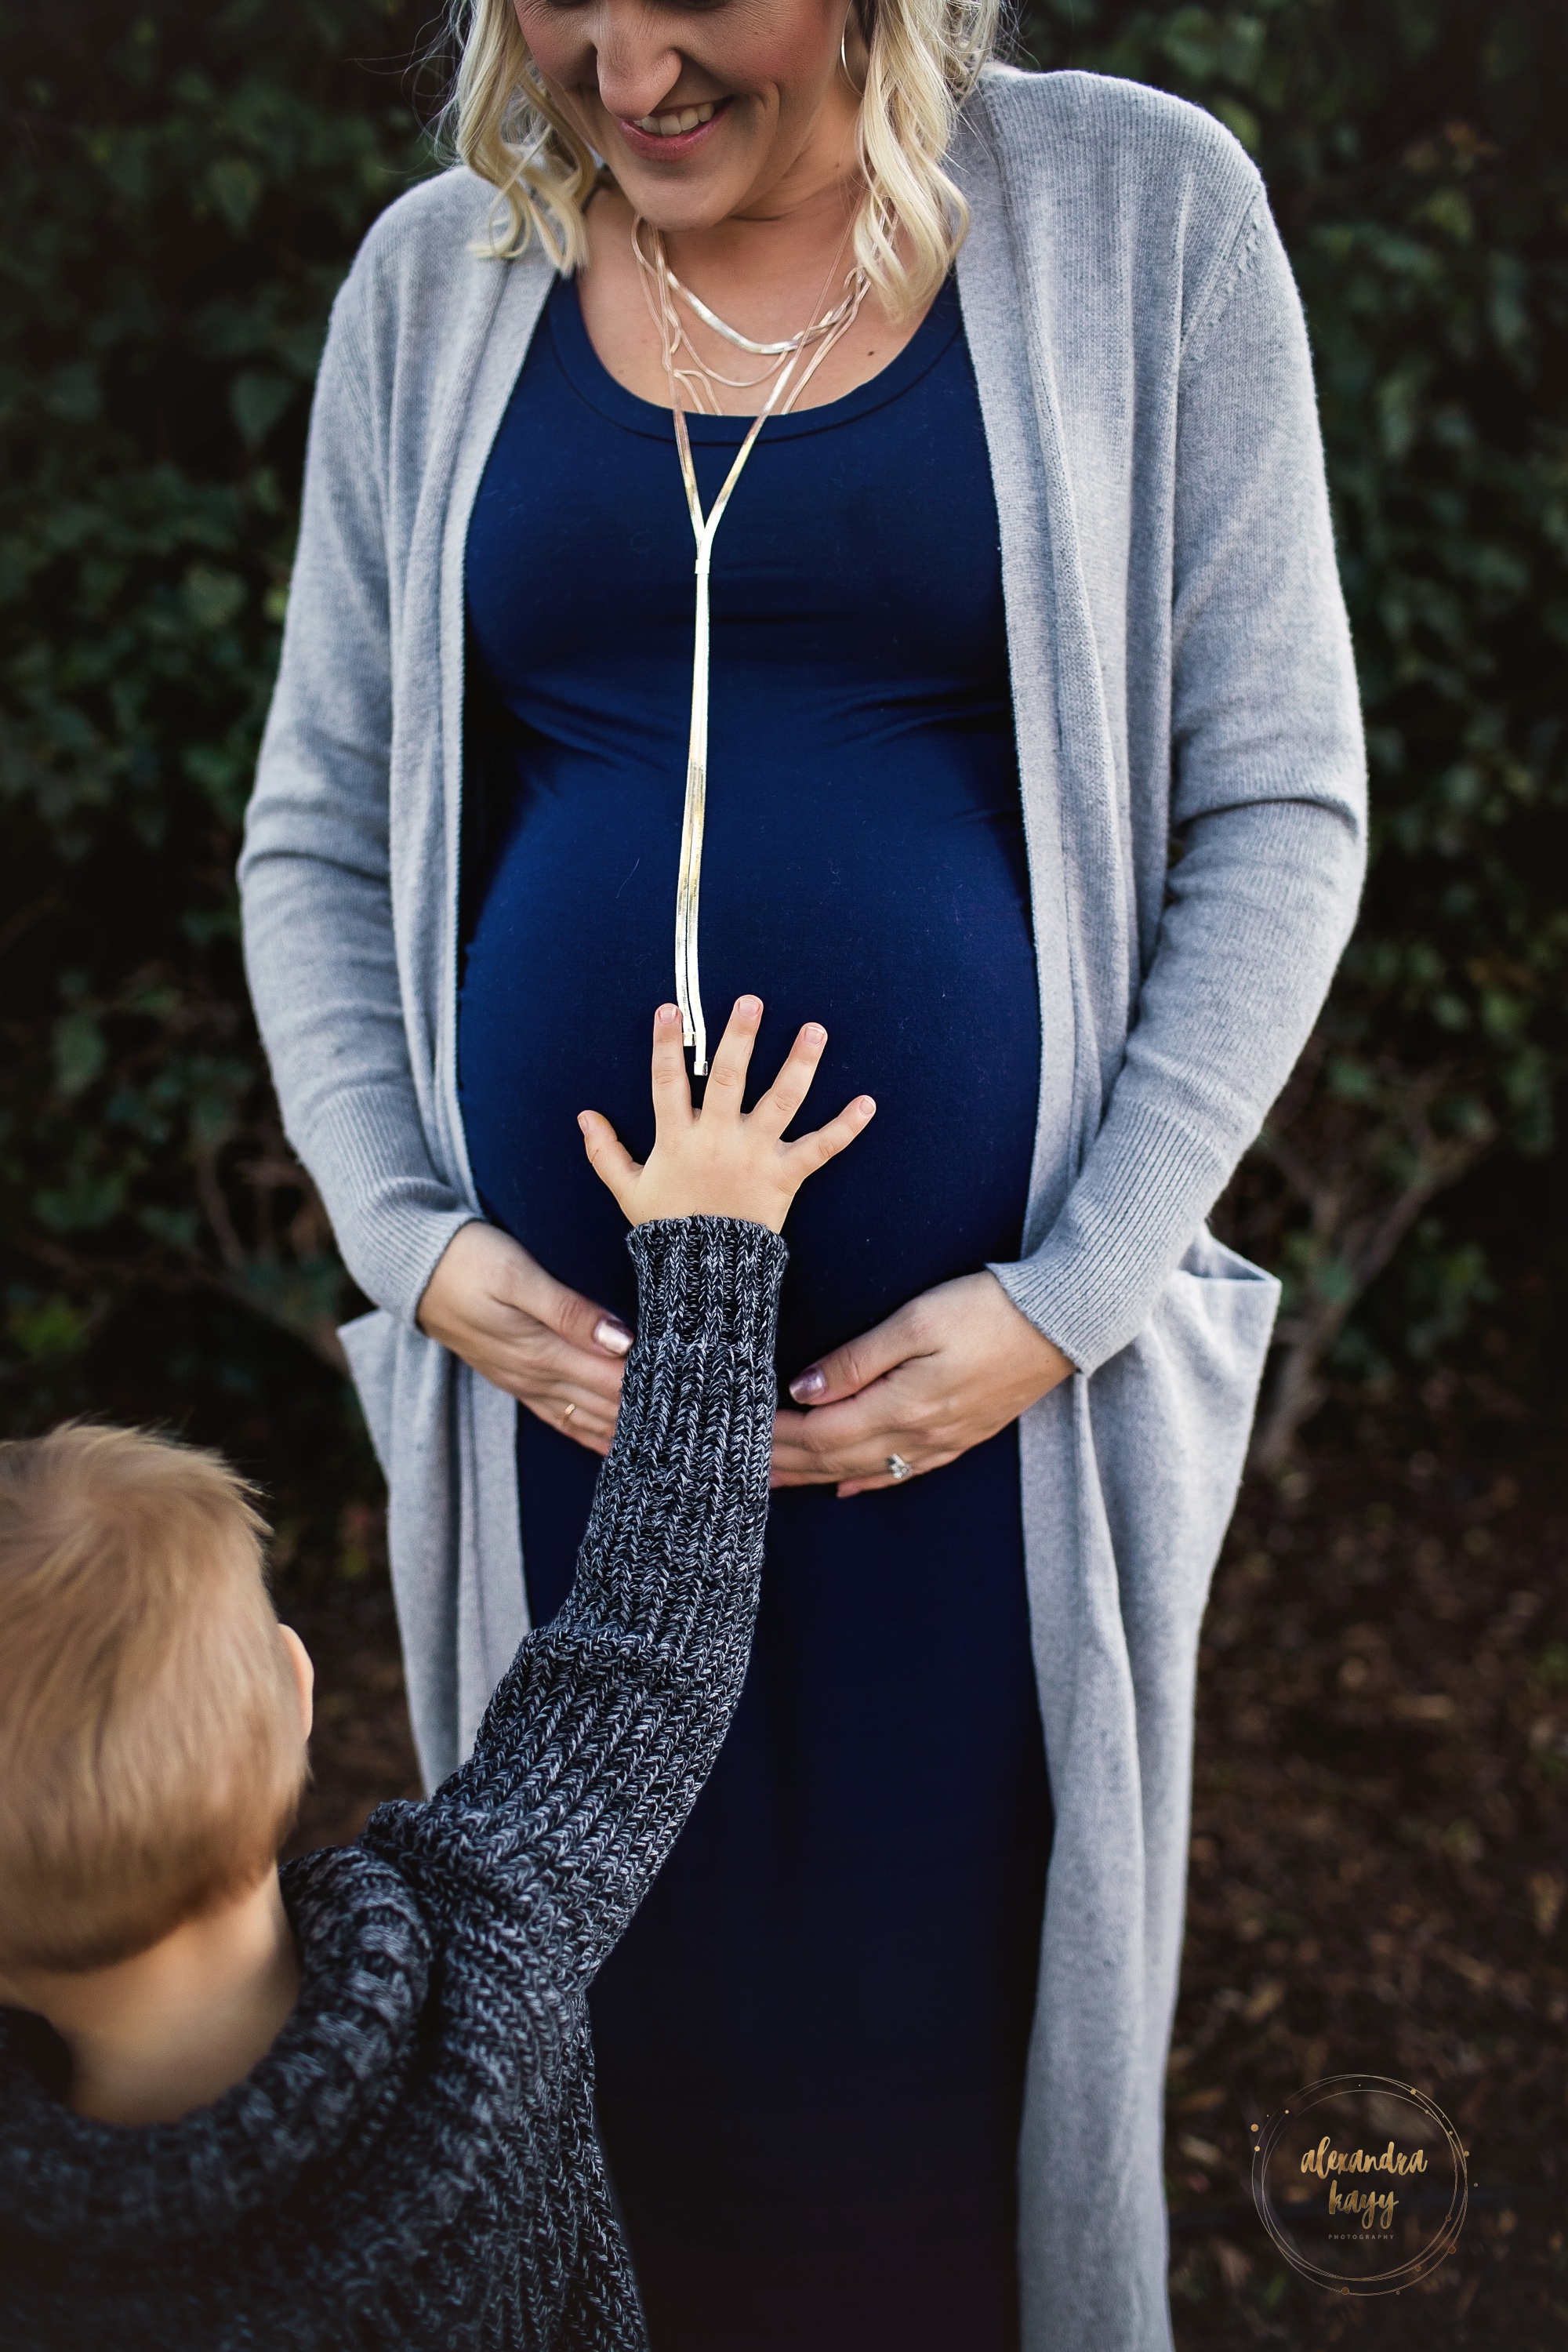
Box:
[614,96,731,162]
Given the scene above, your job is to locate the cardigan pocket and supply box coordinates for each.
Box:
[1088,1231,1279,1652]
[1162,1227,1280,1424]
[339,1305,399,1482]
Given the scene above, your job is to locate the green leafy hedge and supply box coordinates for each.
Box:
[2,0,1565,1454]
[1023,1,1568,1450]
[1,2,436,1403]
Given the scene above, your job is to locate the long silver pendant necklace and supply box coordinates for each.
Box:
[633,218,870,1073]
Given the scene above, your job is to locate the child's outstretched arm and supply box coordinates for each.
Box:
[361,996,873,1987]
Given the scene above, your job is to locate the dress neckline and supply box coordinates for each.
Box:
[548,270,963,445]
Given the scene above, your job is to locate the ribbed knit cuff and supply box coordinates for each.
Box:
[988,1099,1233,1377]
[626,1218,788,1349]
[288,1083,479,1326]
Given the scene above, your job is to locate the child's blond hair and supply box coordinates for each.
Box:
[0,1424,307,1973]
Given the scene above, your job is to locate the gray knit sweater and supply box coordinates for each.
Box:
[0,1217,782,2351]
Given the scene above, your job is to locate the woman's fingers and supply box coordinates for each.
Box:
[786,1293,926,1406]
[783,1092,876,1178]
[772,1272,1075,1493]
[485,1323,624,1450]
[579,1108,641,1216]
[471,1314,626,1408]
[768,1385,946,1490]
[533,1381,618,1440]
[412,1221,631,1458]
[833,1464,942,1496]
[437,1310,623,1444]
[518,1319,628,1396]
[701,993,763,1112]
[750,1021,827,1136]
[503,1236,633,1359]
[510,1380,615,1454]
[418,1220,633,1362]
[530,1381,618,1454]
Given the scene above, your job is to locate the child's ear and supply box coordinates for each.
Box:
[278,1624,315,1742]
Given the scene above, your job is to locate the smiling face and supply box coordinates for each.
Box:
[513,0,862,232]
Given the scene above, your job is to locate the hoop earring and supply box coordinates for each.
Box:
[840,10,864,92]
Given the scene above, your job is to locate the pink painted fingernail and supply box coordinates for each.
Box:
[594,1317,633,1356]
[789,1366,826,1402]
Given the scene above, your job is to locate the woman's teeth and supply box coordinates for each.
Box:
[632,100,719,137]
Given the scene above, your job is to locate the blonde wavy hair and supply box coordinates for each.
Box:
[440,0,1000,318]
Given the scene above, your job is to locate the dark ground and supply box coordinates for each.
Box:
[62,1264,1559,2350]
[1163,1412,1566,2345]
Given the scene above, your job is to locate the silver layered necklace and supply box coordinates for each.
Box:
[633,217,871,1073]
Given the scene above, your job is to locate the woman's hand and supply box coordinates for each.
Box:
[416,1221,634,1457]
[769,1271,1075,1495]
[580,996,875,1232]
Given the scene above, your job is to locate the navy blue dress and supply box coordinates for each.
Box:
[459,275,1051,2352]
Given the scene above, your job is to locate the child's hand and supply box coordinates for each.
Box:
[579,996,874,1234]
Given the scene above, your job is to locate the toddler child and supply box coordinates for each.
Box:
[0,996,873,2350]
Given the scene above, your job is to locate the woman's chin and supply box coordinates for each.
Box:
[597,108,767,228]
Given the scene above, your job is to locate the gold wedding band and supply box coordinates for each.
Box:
[562,1402,577,1424]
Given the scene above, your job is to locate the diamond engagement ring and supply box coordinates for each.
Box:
[885,1454,913,1483]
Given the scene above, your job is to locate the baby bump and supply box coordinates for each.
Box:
[457,731,1040,1377]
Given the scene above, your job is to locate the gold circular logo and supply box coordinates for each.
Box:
[1250,2074,1468,2294]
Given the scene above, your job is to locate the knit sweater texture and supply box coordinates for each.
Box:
[0,1217,784,2352]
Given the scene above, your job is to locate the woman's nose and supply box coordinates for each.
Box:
[577,3,688,122]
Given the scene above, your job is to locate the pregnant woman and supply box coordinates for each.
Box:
[241,2,1365,2347]
[459,249,1051,2352]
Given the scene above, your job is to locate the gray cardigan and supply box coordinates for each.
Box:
[240,66,1365,2352]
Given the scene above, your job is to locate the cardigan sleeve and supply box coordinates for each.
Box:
[990,191,1367,1375]
[238,274,476,1325]
[359,1216,782,1992]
